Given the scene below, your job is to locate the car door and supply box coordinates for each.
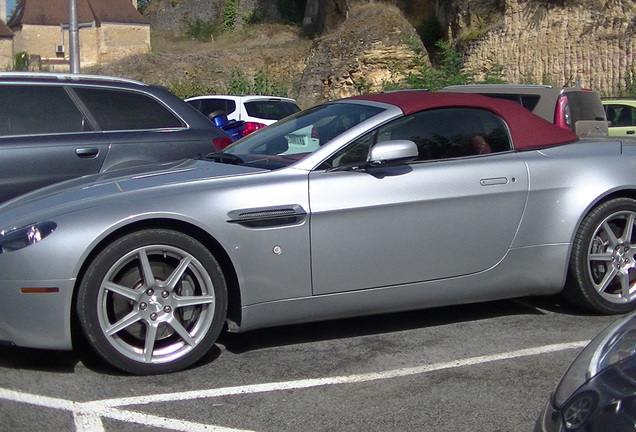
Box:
[308,107,529,295]
[0,84,109,203]
[72,86,211,171]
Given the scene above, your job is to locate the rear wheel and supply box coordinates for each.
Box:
[76,229,227,374]
[566,198,636,314]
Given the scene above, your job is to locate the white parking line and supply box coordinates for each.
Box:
[0,341,588,432]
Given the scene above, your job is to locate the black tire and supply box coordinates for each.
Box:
[76,229,227,374]
[565,198,636,314]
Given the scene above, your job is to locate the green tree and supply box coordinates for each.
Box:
[137,0,153,13]
[226,68,289,96]
[223,0,239,31]
[14,52,29,71]
[406,41,472,90]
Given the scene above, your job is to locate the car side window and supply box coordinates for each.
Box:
[0,85,89,136]
[379,108,511,160]
[606,104,636,127]
[73,87,183,131]
[324,108,512,169]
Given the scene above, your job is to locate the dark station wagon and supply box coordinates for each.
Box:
[0,72,231,203]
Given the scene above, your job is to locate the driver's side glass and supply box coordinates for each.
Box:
[322,107,512,169]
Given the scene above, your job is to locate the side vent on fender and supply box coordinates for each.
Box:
[227,205,307,228]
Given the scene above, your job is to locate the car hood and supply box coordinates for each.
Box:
[0,158,266,225]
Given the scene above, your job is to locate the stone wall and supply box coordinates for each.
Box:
[10,23,150,72]
[0,37,11,69]
[146,0,271,33]
[98,23,151,63]
[11,25,69,61]
[146,0,222,32]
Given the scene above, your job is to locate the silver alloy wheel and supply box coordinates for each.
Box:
[587,210,636,304]
[96,244,217,364]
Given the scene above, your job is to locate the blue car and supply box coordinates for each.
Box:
[208,110,247,143]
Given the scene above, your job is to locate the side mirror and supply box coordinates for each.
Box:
[368,140,418,165]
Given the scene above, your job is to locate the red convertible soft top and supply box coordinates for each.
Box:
[348,91,579,150]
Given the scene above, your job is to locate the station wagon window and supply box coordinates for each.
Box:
[244,100,301,120]
[73,87,183,131]
[188,99,237,118]
[0,85,89,136]
[477,93,541,112]
[324,108,512,169]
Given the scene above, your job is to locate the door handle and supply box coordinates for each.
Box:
[480,177,508,186]
[75,147,99,158]
[627,130,635,135]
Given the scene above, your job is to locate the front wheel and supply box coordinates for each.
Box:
[566,198,636,314]
[76,229,227,374]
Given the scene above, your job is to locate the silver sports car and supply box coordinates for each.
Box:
[1,91,636,375]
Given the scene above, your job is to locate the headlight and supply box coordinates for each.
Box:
[553,312,636,407]
[0,221,57,253]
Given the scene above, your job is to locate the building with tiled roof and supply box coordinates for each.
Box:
[0,18,12,69]
[5,0,148,71]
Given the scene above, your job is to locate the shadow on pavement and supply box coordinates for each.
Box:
[220,295,593,354]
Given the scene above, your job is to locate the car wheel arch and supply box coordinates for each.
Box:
[70,218,243,343]
[567,189,636,246]
[564,192,636,313]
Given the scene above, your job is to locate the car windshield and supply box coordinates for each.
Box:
[214,102,384,170]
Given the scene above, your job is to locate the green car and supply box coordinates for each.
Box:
[603,99,636,137]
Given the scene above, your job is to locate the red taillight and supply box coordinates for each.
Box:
[212,136,233,150]
[554,95,572,131]
[242,122,267,136]
[311,127,319,139]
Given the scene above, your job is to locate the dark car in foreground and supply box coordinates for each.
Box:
[0,72,231,203]
[442,84,608,137]
[2,91,636,375]
[536,312,636,431]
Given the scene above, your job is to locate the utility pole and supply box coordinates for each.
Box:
[68,0,80,73]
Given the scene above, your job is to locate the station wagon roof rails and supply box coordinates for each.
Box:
[444,84,555,89]
[382,88,430,93]
[0,72,146,85]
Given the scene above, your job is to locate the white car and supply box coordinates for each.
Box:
[185,95,301,136]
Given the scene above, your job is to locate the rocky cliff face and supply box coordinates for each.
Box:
[297,3,426,107]
[303,0,635,95]
[443,0,636,93]
[128,0,635,105]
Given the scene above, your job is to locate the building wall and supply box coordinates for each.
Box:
[98,23,149,63]
[0,37,11,69]
[11,25,64,58]
[11,22,149,71]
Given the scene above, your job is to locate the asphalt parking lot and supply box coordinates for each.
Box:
[0,296,620,432]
